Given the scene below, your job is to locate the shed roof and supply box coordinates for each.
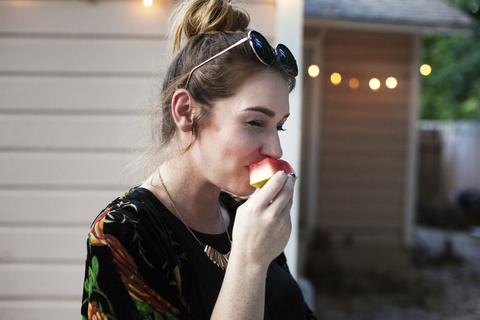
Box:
[305,0,475,33]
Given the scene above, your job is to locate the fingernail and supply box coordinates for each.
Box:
[288,173,297,179]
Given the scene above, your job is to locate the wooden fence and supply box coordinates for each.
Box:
[418,120,480,204]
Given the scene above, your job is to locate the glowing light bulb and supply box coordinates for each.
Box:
[420,64,432,76]
[143,0,153,6]
[330,72,341,85]
[386,77,397,89]
[349,78,359,89]
[369,78,380,91]
[308,65,320,78]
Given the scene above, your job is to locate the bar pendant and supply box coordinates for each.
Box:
[204,245,230,270]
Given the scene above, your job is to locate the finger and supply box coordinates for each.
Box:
[254,171,288,207]
[250,186,262,197]
[243,184,264,205]
[268,174,296,212]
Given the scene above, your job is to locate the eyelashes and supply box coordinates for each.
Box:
[246,120,262,127]
[247,121,286,132]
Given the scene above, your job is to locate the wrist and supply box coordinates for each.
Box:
[227,249,269,277]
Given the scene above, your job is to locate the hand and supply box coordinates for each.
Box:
[230,171,296,269]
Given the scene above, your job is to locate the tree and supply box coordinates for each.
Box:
[421,0,480,120]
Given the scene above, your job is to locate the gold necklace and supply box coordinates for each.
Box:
[157,171,232,270]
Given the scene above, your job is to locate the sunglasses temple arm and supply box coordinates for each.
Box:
[185,37,250,88]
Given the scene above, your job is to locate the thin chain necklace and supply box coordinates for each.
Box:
[157,171,232,270]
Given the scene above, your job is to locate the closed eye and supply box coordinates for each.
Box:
[247,121,264,128]
[247,121,286,131]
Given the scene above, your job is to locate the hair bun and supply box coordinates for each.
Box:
[170,0,250,54]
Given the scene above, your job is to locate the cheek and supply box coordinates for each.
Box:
[226,137,259,163]
[214,139,252,175]
[219,129,258,155]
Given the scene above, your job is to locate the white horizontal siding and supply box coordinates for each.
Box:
[0,77,152,112]
[0,114,140,149]
[0,189,121,224]
[0,264,84,297]
[0,1,275,37]
[0,152,139,187]
[0,37,168,73]
[0,227,86,262]
[0,1,172,35]
[0,301,80,320]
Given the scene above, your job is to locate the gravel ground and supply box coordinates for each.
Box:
[313,226,480,320]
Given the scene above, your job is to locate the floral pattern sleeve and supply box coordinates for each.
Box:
[81,190,190,320]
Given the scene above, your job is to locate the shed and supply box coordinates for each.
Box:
[299,0,475,282]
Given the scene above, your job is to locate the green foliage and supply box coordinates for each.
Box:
[421,0,480,120]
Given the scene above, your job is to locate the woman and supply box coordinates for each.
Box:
[81,0,315,319]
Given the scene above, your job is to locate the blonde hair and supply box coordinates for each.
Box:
[139,0,296,174]
[169,0,249,55]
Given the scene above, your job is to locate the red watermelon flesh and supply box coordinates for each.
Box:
[249,158,297,188]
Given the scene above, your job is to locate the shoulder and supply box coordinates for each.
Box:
[87,187,181,270]
[88,187,162,246]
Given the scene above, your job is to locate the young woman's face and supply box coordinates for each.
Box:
[191,70,290,196]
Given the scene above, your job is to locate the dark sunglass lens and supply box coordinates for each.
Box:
[276,44,298,76]
[249,31,275,65]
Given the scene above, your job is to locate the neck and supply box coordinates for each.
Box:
[142,156,228,235]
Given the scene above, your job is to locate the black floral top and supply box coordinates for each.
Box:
[81,187,316,320]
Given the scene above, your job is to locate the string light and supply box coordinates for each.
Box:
[369,78,380,91]
[386,77,397,89]
[316,74,400,92]
[330,72,341,85]
[308,65,320,78]
[349,78,359,89]
[143,0,153,7]
[420,64,432,76]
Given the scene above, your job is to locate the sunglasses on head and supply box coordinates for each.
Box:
[185,30,298,88]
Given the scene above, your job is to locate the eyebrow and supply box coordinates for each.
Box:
[245,106,290,119]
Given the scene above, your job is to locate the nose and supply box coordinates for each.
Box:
[260,132,283,159]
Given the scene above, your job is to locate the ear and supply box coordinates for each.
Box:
[171,89,195,132]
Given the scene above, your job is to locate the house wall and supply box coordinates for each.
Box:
[0,1,275,318]
[302,28,414,275]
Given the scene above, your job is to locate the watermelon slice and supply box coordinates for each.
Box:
[249,158,297,188]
